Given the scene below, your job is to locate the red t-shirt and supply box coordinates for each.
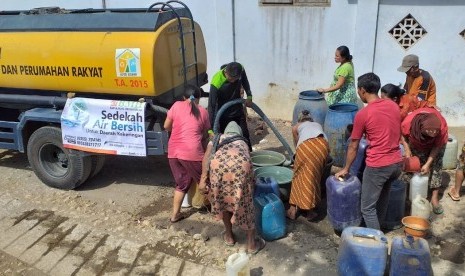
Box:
[167,101,210,161]
[401,107,448,151]
[351,99,403,167]
[398,94,429,121]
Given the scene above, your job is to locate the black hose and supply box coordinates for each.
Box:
[0,94,67,108]
[213,99,294,163]
[147,102,168,115]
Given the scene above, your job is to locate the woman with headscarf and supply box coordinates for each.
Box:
[164,84,210,223]
[401,107,448,214]
[198,121,265,254]
[287,110,329,221]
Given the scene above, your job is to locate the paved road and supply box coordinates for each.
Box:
[0,193,220,276]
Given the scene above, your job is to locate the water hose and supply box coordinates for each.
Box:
[212,99,294,165]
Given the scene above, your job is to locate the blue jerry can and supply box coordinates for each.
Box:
[389,235,433,276]
[254,176,280,198]
[326,175,362,232]
[254,193,286,241]
[338,227,388,276]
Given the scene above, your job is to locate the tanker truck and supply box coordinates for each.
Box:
[0,1,207,190]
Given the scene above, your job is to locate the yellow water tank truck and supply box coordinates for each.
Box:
[0,1,208,189]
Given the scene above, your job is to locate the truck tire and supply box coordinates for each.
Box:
[27,126,92,190]
[89,155,106,179]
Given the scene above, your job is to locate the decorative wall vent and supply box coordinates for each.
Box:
[460,29,465,39]
[389,14,427,50]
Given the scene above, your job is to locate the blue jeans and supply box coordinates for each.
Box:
[361,162,402,230]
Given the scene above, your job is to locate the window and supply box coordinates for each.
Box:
[260,0,330,6]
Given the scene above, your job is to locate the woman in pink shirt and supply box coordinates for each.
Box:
[164,85,210,223]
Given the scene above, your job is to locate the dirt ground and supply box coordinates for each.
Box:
[0,111,464,275]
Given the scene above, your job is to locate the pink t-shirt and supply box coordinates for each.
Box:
[167,101,210,161]
[351,99,402,167]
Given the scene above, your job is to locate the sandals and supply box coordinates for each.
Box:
[169,214,185,223]
[448,187,461,201]
[248,237,266,255]
[432,204,444,215]
[221,230,235,247]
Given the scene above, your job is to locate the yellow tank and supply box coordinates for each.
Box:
[0,7,207,105]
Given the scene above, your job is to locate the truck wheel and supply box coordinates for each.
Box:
[27,126,92,190]
[89,155,106,179]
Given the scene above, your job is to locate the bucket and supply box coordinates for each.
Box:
[442,135,458,169]
[403,156,421,173]
[401,216,430,239]
[226,251,250,276]
[409,173,428,202]
[390,235,433,276]
[251,150,286,167]
[292,90,328,126]
[323,103,358,167]
[337,227,388,276]
[382,179,406,230]
[411,195,432,220]
[326,175,362,231]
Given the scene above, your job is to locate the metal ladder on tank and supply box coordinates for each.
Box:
[146,1,200,88]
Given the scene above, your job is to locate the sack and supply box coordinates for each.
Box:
[188,181,210,209]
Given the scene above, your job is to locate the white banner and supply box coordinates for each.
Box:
[61,98,147,156]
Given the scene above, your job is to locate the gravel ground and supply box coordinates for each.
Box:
[0,113,464,275]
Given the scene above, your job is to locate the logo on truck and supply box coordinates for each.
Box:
[115,48,141,77]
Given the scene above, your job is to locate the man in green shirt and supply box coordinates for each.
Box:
[208,62,253,148]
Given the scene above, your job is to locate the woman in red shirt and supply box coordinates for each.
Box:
[400,107,448,214]
[380,83,429,121]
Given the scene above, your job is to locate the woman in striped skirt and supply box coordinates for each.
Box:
[287,110,329,221]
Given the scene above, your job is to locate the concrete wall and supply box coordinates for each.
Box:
[234,0,357,119]
[2,0,465,126]
[374,0,465,126]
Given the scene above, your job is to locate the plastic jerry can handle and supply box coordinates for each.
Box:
[352,232,376,240]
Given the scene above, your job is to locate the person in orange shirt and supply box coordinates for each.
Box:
[380,83,429,121]
[397,54,436,105]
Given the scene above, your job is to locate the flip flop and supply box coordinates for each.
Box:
[448,187,460,201]
[221,230,235,247]
[248,237,266,255]
[433,205,444,215]
[169,214,185,223]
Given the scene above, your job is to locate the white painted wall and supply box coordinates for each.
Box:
[234,0,358,119]
[2,0,465,126]
[374,0,465,126]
